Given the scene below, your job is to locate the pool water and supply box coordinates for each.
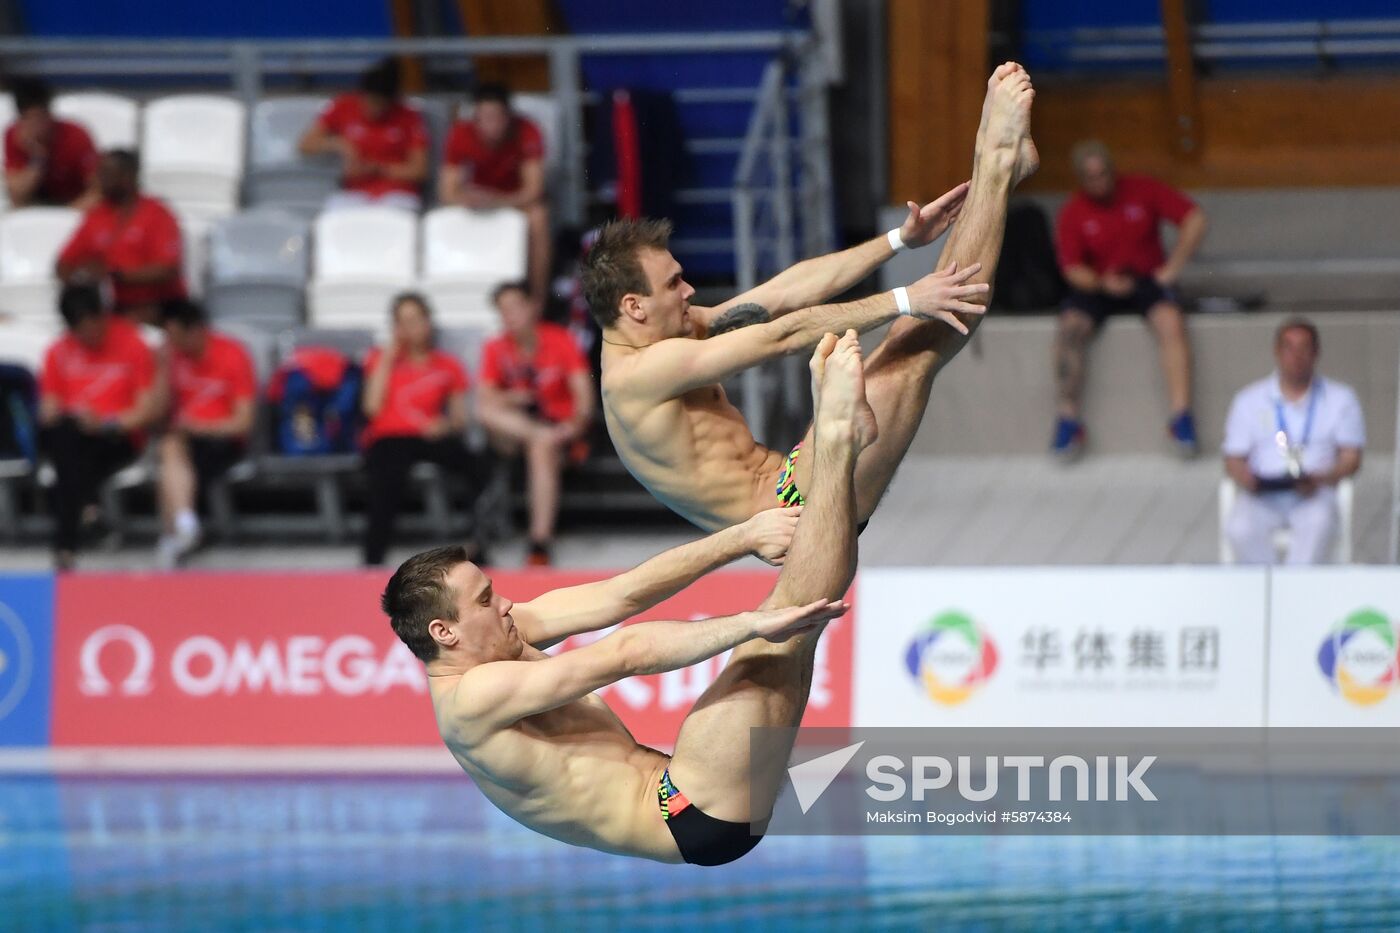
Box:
[3,774,1399,931]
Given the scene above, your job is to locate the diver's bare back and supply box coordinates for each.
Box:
[602,342,783,531]
[429,668,681,861]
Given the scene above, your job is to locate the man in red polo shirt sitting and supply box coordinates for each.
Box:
[476,282,593,567]
[1051,140,1209,461]
[55,149,185,324]
[299,58,428,212]
[3,77,99,209]
[155,298,257,570]
[440,83,550,303]
[38,284,159,570]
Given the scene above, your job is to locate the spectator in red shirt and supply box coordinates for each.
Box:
[55,149,185,324]
[155,298,256,570]
[3,77,99,209]
[361,293,486,566]
[1051,140,1208,461]
[440,83,551,304]
[38,284,159,569]
[298,58,428,212]
[476,282,594,566]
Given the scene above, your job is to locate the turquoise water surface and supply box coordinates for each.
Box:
[3,775,1399,931]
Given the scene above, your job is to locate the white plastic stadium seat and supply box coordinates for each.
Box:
[247,97,340,217]
[52,92,140,150]
[141,95,247,223]
[511,94,561,174]
[177,211,211,299]
[0,320,59,371]
[206,209,310,332]
[308,206,417,330]
[1218,476,1354,564]
[419,207,527,330]
[0,207,83,328]
[0,95,13,211]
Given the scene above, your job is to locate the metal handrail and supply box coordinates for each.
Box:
[730,49,833,446]
[0,33,808,56]
[1025,17,1400,67]
[1391,343,1400,563]
[0,32,812,228]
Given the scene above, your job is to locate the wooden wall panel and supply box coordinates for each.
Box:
[885,1,1400,196]
[887,0,989,201]
[1022,76,1400,191]
[456,0,561,91]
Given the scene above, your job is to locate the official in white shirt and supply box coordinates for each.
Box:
[1222,318,1365,564]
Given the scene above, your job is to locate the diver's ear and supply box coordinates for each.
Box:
[619,292,646,325]
[428,618,457,649]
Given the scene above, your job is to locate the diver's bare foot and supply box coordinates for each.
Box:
[1011,78,1039,187]
[809,332,840,412]
[975,62,1021,157]
[818,330,879,452]
[1015,137,1040,187]
[984,65,1031,161]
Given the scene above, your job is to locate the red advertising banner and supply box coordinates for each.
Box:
[52,570,853,747]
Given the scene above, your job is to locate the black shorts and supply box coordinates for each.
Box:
[1061,277,1179,329]
[187,436,245,485]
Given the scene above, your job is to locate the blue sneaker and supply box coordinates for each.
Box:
[1168,410,1199,459]
[1050,417,1086,461]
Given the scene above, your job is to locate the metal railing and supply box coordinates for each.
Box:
[1391,345,1400,564]
[1023,17,1400,69]
[0,32,817,235]
[731,47,836,445]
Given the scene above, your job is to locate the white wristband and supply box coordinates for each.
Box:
[887,228,908,253]
[893,286,912,316]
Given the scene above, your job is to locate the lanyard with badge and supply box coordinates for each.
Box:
[1273,383,1319,479]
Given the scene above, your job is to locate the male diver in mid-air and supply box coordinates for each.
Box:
[384,63,1037,865]
[585,63,1037,532]
[386,332,870,864]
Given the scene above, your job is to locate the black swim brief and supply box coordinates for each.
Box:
[657,767,762,867]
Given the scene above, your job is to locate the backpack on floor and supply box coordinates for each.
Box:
[266,347,364,456]
[993,200,1067,313]
[0,363,38,463]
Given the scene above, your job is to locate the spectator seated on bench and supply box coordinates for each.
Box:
[475,282,593,567]
[38,283,158,570]
[155,297,257,569]
[360,292,487,566]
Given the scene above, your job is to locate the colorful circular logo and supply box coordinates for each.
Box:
[1316,609,1400,706]
[904,611,998,706]
[0,599,35,724]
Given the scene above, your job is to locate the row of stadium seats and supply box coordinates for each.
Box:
[0,321,511,548]
[0,203,528,344]
[0,91,562,221]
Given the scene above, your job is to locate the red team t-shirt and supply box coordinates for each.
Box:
[317,94,428,199]
[362,348,470,444]
[39,315,155,419]
[443,116,544,193]
[1055,174,1197,279]
[171,331,257,427]
[57,195,186,311]
[3,119,98,205]
[480,323,588,423]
